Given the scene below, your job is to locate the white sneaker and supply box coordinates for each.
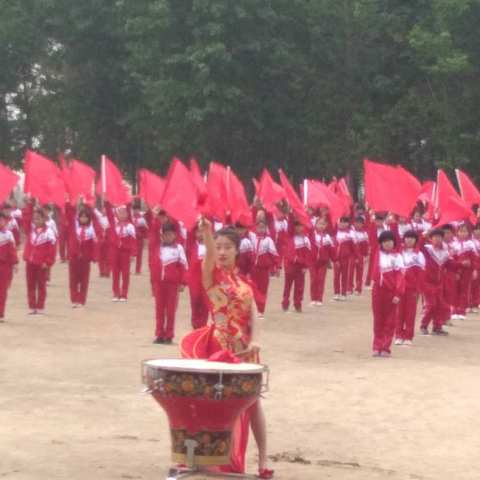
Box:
[354,291,361,296]
[258,314,265,319]
[28,309,37,315]
[403,340,413,346]
[340,295,347,301]
[309,301,317,307]
[451,314,459,320]
[36,310,45,315]
[112,297,120,302]
[394,338,404,346]
[72,304,79,309]
[333,295,340,301]
[119,298,127,303]
[316,301,323,307]
[458,315,466,320]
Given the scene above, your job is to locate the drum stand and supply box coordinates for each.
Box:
[165,440,257,480]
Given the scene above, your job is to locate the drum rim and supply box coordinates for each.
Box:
[142,358,267,374]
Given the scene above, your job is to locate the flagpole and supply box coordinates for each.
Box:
[101,155,107,196]
[455,169,464,201]
[303,179,308,206]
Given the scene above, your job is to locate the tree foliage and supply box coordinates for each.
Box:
[1,0,480,186]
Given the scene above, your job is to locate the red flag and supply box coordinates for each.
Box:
[96,156,131,206]
[456,169,480,207]
[329,177,353,208]
[418,181,435,204]
[206,162,228,222]
[253,178,260,196]
[305,180,347,225]
[436,195,475,227]
[257,169,285,213]
[435,169,460,211]
[24,150,66,206]
[138,169,165,207]
[61,156,95,204]
[278,169,310,228]
[0,162,20,203]
[364,159,419,217]
[161,157,199,230]
[189,157,208,209]
[227,168,252,226]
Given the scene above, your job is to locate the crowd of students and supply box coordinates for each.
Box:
[1,195,479,357]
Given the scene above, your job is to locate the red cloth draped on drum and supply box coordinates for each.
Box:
[181,266,258,473]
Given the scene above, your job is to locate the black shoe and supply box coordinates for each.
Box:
[432,328,449,336]
[164,338,173,345]
[153,337,165,344]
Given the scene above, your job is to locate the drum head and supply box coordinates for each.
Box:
[143,358,265,374]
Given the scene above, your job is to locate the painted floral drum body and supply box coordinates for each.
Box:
[142,359,267,466]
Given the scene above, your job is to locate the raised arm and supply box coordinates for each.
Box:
[199,218,216,290]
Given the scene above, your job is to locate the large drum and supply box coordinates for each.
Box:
[142,359,268,467]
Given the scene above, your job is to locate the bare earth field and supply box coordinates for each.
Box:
[2,261,480,480]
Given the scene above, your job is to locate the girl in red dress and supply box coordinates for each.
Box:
[181,220,273,479]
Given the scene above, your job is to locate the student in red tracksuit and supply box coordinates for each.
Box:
[57,208,68,263]
[105,203,136,301]
[334,217,354,301]
[420,229,451,336]
[274,212,289,271]
[2,203,21,246]
[470,223,480,311]
[309,217,334,306]
[94,207,111,278]
[236,223,255,277]
[365,213,388,287]
[395,231,425,345]
[66,203,98,307]
[371,231,405,357]
[349,216,369,295]
[442,224,458,320]
[132,205,148,274]
[452,223,476,320]
[186,226,209,329]
[23,202,57,315]
[0,212,18,320]
[251,221,279,317]
[282,217,311,313]
[151,218,188,344]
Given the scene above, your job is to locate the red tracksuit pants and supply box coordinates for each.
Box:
[396,289,418,341]
[0,264,13,317]
[59,230,67,262]
[353,258,365,293]
[372,285,398,353]
[155,281,180,339]
[470,275,480,308]
[334,258,349,296]
[310,263,328,302]
[421,285,450,330]
[26,262,48,310]
[282,264,305,311]
[455,270,472,316]
[135,238,144,274]
[443,271,457,314]
[366,253,375,287]
[69,257,91,305]
[98,240,111,277]
[111,249,131,299]
[251,266,270,314]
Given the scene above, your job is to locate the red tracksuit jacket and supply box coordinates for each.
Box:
[334,228,354,261]
[0,229,18,266]
[310,231,335,265]
[421,243,451,293]
[105,204,136,255]
[252,233,280,270]
[66,205,98,262]
[372,250,405,295]
[401,247,425,292]
[22,205,56,267]
[237,233,256,276]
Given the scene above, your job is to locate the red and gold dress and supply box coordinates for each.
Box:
[181,266,257,363]
[180,265,258,473]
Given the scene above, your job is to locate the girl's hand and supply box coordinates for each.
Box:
[392,296,400,305]
[198,217,212,233]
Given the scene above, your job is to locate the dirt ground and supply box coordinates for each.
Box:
[2,261,480,480]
